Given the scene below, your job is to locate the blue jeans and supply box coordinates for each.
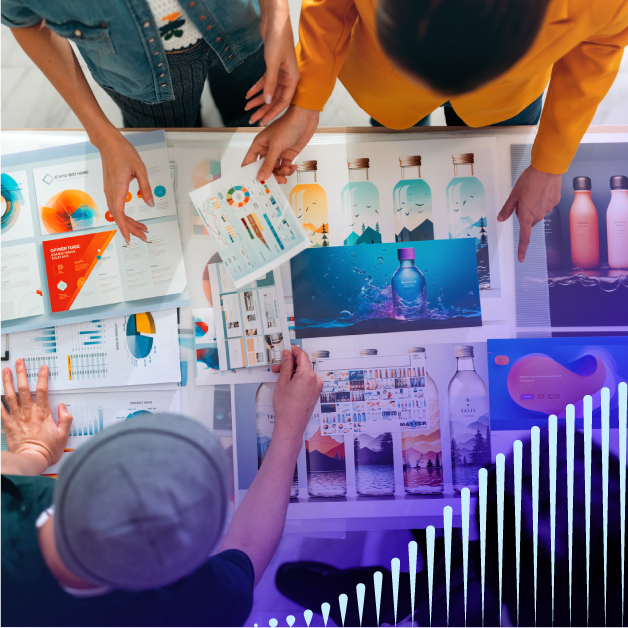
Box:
[371,93,543,128]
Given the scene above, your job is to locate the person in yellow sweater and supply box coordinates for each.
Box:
[243,0,628,262]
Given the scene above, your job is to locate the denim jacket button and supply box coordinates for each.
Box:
[159,73,165,77]
[143,21,150,28]
[189,2,196,6]
[74,29,82,37]
[161,83,167,87]
[148,38,155,43]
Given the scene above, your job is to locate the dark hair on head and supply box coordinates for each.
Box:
[480,427,626,627]
[376,0,551,95]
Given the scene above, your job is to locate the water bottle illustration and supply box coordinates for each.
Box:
[391,247,428,320]
[256,382,298,498]
[448,346,491,493]
[544,205,563,270]
[393,156,433,242]
[606,175,628,269]
[446,153,490,288]
[341,158,381,246]
[305,420,347,498]
[354,432,395,496]
[569,176,599,270]
[402,347,443,494]
[289,160,329,247]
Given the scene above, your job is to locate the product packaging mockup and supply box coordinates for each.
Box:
[402,347,443,495]
[446,153,490,289]
[341,158,381,246]
[607,175,628,269]
[448,345,491,493]
[289,161,329,247]
[393,156,434,242]
[569,176,600,270]
[391,247,428,321]
[255,382,298,498]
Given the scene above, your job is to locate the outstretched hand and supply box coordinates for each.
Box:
[97,132,152,245]
[498,165,562,263]
[271,345,323,445]
[2,360,73,475]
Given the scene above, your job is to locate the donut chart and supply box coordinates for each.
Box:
[126,312,156,359]
[126,409,152,420]
[1,173,23,233]
[226,185,250,208]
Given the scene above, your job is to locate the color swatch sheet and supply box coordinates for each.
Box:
[314,352,428,435]
[1,131,188,333]
[40,388,182,475]
[1,309,180,392]
[207,261,291,371]
[188,161,310,288]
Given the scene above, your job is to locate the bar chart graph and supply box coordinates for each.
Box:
[66,404,104,441]
[20,327,59,381]
[71,320,105,350]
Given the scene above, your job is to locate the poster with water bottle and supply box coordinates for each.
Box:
[291,240,482,338]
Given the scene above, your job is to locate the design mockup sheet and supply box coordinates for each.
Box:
[189,161,310,288]
[1,309,180,392]
[207,262,291,371]
[1,131,189,333]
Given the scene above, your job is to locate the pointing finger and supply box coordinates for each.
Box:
[35,364,49,413]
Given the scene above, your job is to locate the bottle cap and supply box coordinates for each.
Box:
[296,160,317,172]
[398,247,415,261]
[573,176,591,191]
[452,153,474,165]
[610,175,628,190]
[455,345,474,358]
[311,350,330,360]
[400,156,422,167]
[407,347,425,353]
[347,158,370,170]
[359,349,378,355]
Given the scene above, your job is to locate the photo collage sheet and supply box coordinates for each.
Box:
[1,130,188,334]
[216,134,510,516]
[1,132,186,475]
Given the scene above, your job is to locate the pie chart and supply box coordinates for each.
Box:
[126,409,152,420]
[126,312,156,359]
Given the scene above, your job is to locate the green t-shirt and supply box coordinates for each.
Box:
[1,475,254,627]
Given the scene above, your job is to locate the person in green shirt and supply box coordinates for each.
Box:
[1,347,322,627]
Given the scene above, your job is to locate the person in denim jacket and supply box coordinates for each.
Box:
[2,0,298,243]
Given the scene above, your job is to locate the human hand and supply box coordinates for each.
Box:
[242,105,319,182]
[270,346,323,447]
[498,165,562,262]
[246,0,299,126]
[95,131,152,244]
[2,360,73,474]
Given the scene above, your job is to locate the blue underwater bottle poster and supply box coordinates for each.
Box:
[291,240,482,338]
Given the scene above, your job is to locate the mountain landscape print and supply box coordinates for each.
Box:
[402,429,444,493]
[354,432,395,496]
[305,428,347,497]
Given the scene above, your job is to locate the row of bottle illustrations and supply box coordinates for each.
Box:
[544,175,628,270]
[288,154,491,289]
[255,345,490,497]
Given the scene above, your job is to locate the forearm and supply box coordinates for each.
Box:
[11,24,118,147]
[1,450,49,476]
[220,431,301,586]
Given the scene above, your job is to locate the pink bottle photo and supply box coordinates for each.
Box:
[607,175,628,270]
[569,176,599,270]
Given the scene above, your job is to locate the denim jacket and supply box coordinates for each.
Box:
[1,0,262,104]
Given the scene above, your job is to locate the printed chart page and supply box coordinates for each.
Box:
[1,309,180,392]
[39,388,182,475]
[189,161,310,288]
[1,131,188,333]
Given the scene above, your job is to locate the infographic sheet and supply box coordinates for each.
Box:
[1,309,180,392]
[314,352,428,435]
[189,161,310,288]
[207,262,291,371]
[32,138,175,235]
[1,131,188,333]
[41,388,182,475]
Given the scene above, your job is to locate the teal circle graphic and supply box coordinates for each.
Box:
[154,185,166,197]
